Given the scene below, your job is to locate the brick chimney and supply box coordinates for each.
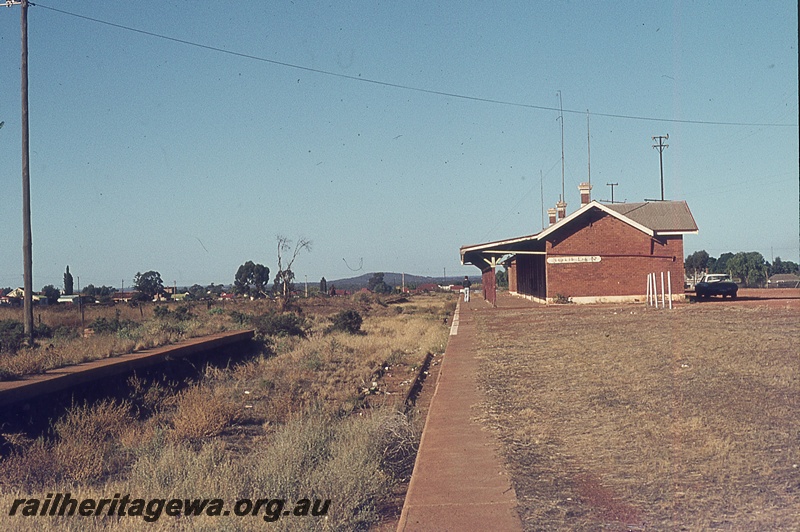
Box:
[579,182,592,207]
[547,207,557,226]
[556,200,567,220]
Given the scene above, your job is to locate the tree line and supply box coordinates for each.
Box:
[685,250,799,287]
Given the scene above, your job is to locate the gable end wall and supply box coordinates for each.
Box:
[545,211,685,299]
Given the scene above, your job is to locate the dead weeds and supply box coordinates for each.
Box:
[0,293,452,531]
[475,303,799,531]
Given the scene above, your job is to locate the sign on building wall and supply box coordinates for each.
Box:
[547,255,602,264]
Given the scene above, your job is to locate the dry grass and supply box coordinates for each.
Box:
[230,300,450,425]
[169,383,243,441]
[0,400,135,490]
[0,293,452,531]
[474,302,800,531]
[0,302,244,380]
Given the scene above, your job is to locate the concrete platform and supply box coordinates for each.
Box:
[0,329,254,406]
[397,295,523,531]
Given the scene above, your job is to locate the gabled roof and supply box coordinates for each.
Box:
[604,201,698,234]
[461,200,698,265]
[768,273,800,282]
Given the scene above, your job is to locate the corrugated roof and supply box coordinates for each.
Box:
[604,201,698,233]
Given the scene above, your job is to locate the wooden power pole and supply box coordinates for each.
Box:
[17,0,34,345]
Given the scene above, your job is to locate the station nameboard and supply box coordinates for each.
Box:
[546,255,601,264]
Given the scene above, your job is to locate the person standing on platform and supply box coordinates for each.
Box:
[462,276,472,302]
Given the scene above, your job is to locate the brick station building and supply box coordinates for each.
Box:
[460,184,698,305]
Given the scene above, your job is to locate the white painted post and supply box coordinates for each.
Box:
[646,273,651,305]
[660,272,665,309]
[650,273,658,308]
[651,273,657,307]
[667,271,673,309]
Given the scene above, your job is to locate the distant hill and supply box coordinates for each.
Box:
[328,272,475,291]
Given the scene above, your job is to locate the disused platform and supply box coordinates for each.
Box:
[397,292,535,531]
[0,329,254,407]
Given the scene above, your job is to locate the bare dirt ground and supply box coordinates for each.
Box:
[473,289,799,531]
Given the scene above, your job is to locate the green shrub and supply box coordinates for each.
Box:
[154,305,193,321]
[0,320,25,353]
[252,312,308,338]
[327,310,363,335]
[53,325,79,340]
[228,310,250,325]
[88,315,138,335]
[0,320,53,353]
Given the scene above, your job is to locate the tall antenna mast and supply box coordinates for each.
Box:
[557,91,565,202]
[540,169,544,230]
[587,110,591,185]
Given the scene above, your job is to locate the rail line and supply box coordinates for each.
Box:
[0,329,254,407]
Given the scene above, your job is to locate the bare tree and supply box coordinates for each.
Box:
[275,235,311,309]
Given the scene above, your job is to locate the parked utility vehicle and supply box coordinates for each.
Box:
[694,274,738,299]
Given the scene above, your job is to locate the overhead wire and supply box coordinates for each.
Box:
[31,2,798,129]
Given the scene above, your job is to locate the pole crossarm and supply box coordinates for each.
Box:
[652,134,669,201]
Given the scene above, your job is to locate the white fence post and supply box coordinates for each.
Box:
[667,271,673,309]
[652,272,658,308]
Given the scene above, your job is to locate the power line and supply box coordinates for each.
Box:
[30,2,798,129]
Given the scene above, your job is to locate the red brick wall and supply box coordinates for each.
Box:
[508,259,518,292]
[544,211,685,299]
[482,269,497,306]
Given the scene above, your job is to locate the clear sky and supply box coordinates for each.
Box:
[1,1,797,290]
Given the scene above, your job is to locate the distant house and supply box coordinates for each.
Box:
[329,289,351,296]
[767,273,800,288]
[57,294,85,305]
[6,287,25,299]
[112,291,140,303]
[415,283,440,293]
[0,287,52,305]
[1,288,23,306]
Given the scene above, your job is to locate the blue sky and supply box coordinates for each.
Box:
[1,1,797,290]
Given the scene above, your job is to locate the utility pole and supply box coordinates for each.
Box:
[652,134,669,201]
[607,182,618,203]
[8,0,35,345]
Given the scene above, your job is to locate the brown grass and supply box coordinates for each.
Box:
[0,400,135,490]
[0,293,452,531]
[169,383,242,441]
[474,302,800,530]
[0,302,244,380]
